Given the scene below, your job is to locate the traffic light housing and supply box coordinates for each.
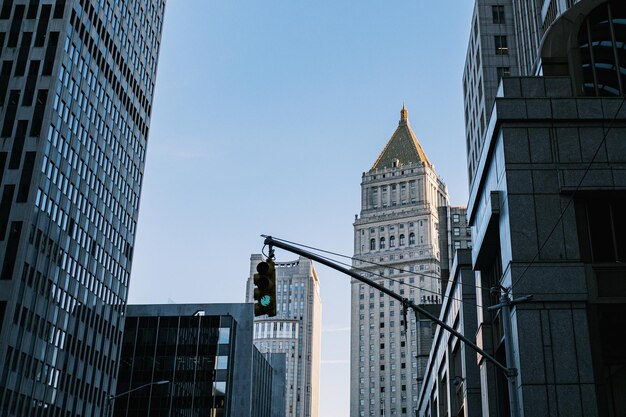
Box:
[253,259,276,317]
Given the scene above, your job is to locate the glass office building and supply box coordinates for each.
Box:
[0,0,165,415]
[114,303,285,417]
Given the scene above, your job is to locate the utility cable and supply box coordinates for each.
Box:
[265,237,486,310]
[269,236,492,292]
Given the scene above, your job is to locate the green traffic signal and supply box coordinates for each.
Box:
[253,259,276,317]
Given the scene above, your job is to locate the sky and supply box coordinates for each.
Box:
[128,1,474,416]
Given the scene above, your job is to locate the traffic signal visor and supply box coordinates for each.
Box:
[253,259,276,317]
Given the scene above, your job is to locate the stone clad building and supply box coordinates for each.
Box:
[445,0,626,416]
[246,254,321,417]
[350,106,448,417]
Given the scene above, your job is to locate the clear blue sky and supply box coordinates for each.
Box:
[129,1,474,415]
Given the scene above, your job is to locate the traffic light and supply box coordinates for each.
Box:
[253,259,276,317]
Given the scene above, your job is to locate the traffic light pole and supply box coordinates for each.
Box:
[487,286,532,417]
[262,235,515,378]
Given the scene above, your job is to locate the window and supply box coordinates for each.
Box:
[389,236,395,247]
[452,214,459,223]
[495,35,508,55]
[454,241,461,250]
[370,239,376,251]
[399,234,405,246]
[408,233,415,245]
[216,356,229,369]
[497,66,511,80]
[380,237,386,249]
[492,5,505,24]
[576,193,626,263]
[453,228,460,237]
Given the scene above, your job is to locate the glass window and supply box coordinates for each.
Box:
[380,237,386,249]
[408,233,415,245]
[218,327,230,344]
[399,234,405,246]
[216,356,228,369]
[213,381,227,396]
[492,5,505,24]
[389,236,395,247]
[497,66,511,80]
[370,239,376,251]
[495,35,508,55]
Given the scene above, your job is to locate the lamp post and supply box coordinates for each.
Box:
[105,380,170,417]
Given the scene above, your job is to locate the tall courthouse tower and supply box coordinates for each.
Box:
[350,107,448,417]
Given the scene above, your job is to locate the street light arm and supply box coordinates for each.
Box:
[262,235,513,377]
[109,380,170,400]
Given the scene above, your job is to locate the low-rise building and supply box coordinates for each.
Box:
[113,303,285,417]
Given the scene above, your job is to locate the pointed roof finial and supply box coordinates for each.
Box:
[371,105,432,170]
[400,103,408,125]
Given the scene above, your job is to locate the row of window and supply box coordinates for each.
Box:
[370,234,415,250]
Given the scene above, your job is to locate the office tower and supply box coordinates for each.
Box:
[114,303,286,417]
[463,0,595,183]
[350,106,448,417]
[511,0,582,75]
[463,0,519,184]
[438,206,472,293]
[246,254,321,417]
[0,0,165,415]
[454,0,626,415]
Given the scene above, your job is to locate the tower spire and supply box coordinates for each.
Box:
[400,103,408,125]
[371,105,431,170]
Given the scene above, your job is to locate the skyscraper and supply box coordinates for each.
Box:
[463,0,589,183]
[438,205,472,293]
[0,0,165,415]
[458,0,626,415]
[246,254,322,417]
[350,106,448,417]
[463,0,519,184]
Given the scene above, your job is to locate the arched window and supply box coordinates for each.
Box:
[399,234,405,246]
[370,239,376,251]
[380,237,386,249]
[389,236,396,248]
[576,1,626,96]
[409,233,415,245]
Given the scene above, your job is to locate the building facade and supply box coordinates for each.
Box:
[463,0,519,184]
[416,249,481,417]
[350,106,449,417]
[511,0,581,76]
[245,254,321,417]
[114,303,286,417]
[438,206,472,294]
[464,1,626,415]
[463,0,595,183]
[0,0,165,415]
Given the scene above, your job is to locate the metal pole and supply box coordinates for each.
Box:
[499,291,520,417]
[262,235,514,377]
[107,380,170,417]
